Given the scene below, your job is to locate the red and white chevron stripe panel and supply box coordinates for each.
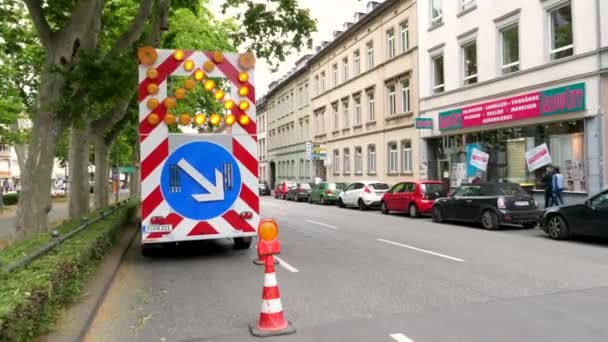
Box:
[138,49,259,243]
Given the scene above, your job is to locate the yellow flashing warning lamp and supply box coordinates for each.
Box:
[259,220,278,241]
[214,90,225,101]
[147,98,159,110]
[238,72,249,83]
[239,100,250,111]
[174,88,187,100]
[184,59,195,72]
[224,100,235,110]
[179,114,191,126]
[238,86,249,97]
[204,79,215,91]
[184,78,196,90]
[225,114,236,126]
[209,113,221,126]
[138,46,157,66]
[194,69,205,81]
[194,113,206,125]
[239,115,251,126]
[212,51,224,63]
[174,49,185,61]
[164,97,177,109]
[147,83,159,95]
[146,68,159,79]
[164,113,176,125]
[203,60,215,72]
[147,113,160,126]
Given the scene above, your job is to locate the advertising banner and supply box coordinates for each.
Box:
[469,148,489,172]
[525,143,552,171]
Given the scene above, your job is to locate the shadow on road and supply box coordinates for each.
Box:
[135,238,250,260]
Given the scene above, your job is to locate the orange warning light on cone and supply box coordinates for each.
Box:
[184,59,195,72]
[209,113,221,126]
[194,69,205,81]
[164,113,176,125]
[238,72,249,83]
[238,86,249,97]
[147,113,160,126]
[174,87,187,100]
[214,89,225,101]
[212,51,224,63]
[184,78,196,90]
[147,83,159,95]
[225,114,236,126]
[204,79,215,91]
[146,68,159,79]
[224,100,235,110]
[239,100,250,111]
[138,46,157,66]
[147,98,159,110]
[164,97,177,109]
[203,60,215,72]
[179,114,191,126]
[194,113,206,126]
[239,115,251,126]
[173,49,185,61]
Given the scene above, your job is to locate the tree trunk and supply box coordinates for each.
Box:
[68,127,90,218]
[93,135,111,209]
[130,138,141,197]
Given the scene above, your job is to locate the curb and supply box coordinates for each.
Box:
[40,224,139,342]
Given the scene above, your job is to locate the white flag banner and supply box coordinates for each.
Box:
[525,143,552,171]
[469,148,489,171]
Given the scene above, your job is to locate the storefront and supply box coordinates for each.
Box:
[420,82,600,203]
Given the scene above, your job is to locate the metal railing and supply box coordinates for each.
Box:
[0,197,138,274]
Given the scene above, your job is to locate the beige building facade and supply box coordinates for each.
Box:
[309,0,419,184]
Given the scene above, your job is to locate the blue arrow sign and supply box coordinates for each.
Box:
[161,141,241,221]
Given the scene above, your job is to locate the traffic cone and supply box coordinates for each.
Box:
[253,249,278,265]
[249,254,295,337]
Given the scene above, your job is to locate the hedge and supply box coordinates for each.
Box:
[0,202,136,341]
[1,194,18,206]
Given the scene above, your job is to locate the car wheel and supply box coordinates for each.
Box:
[320,196,326,205]
[358,199,367,211]
[308,196,312,203]
[431,207,444,223]
[234,237,252,250]
[337,198,345,208]
[522,222,537,229]
[547,215,569,240]
[381,201,389,214]
[481,210,500,230]
[294,194,299,202]
[409,204,420,218]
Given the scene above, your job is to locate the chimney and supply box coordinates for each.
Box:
[332,30,343,38]
[354,12,366,22]
[343,22,353,31]
[366,1,380,12]
[321,40,329,47]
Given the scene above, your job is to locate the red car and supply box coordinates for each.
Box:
[274,181,296,199]
[381,181,448,217]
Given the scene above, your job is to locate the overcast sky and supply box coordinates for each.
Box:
[210,0,374,97]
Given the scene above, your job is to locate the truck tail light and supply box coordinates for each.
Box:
[497,197,507,209]
[240,211,253,219]
[364,186,372,194]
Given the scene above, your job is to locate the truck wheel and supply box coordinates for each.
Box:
[141,245,156,257]
[234,237,252,250]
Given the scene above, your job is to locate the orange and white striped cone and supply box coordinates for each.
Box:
[253,245,278,265]
[249,254,295,337]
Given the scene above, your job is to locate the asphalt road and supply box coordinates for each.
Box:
[84,196,608,342]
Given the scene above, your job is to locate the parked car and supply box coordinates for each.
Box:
[274,181,296,199]
[337,181,390,210]
[285,183,312,202]
[258,182,271,196]
[309,182,347,205]
[539,189,608,239]
[381,180,448,217]
[431,182,541,230]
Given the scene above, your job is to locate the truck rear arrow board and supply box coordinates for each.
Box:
[177,158,225,202]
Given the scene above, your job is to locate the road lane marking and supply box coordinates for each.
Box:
[390,333,415,342]
[267,209,287,216]
[378,238,465,263]
[304,219,339,230]
[274,256,299,273]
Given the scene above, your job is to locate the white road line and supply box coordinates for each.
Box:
[378,238,465,263]
[389,333,415,342]
[266,209,287,216]
[304,219,339,230]
[274,256,299,273]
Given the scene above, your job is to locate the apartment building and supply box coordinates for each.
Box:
[256,96,269,183]
[265,55,313,189]
[309,0,419,184]
[417,0,607,203]
[0,143,20,190]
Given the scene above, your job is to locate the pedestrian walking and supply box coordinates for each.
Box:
[552,167,565,205]
[542,166,556,208]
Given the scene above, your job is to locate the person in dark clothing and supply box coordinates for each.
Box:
[542,166,555,208]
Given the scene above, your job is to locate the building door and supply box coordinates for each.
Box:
[438,160,451,190]
[269,161,276,189]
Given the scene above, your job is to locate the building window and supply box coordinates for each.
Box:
[401,79,410,113]
[387,29,395,59]
[463,41,477,85]
[388,142,398,174]
[320,72,326,92]
[304,84,308,104]
[342,99,350,128]
[298,87,303,107]
[401,140,412,173]
[300,159,304,178]
[388,84,396,116]
[354,50,361,76]
[354,96,362,125]
[367,90,375,122]
[305,160,310,177]
[367,41,374,69]
[461,0,475,12]
[342,57,349,81]
[501,24,519,74]
[332,102,339,130]
[431,0,443,26]
[367,145,376,174]
[332,64,338,87]
[400,21,409,52]
[549,3,573,60]
[333,150,340,175]
[315,76,319,96]
[355,147,363,174]
[291,160,295,179]
[343,148,351,174]
[432,53,445,93]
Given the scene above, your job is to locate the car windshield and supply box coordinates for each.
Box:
[330,183,347,190]
[299,184,311,189]
[259,183,267,189]
[487,183,528,196]
[421,183,448,198]
[369,183,389,190]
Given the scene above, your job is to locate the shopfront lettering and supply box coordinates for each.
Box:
[415,118,433,129]
[438,83,585,131]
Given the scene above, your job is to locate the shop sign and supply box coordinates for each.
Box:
[415,118,433,129]
[469,148,489,172]
[525,143,552,171]
[438,83,585,131]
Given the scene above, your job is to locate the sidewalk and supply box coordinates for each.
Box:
[0,191,131,249]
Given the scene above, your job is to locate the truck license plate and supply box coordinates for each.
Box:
[146,224,172,233]
[514,201,529,206]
